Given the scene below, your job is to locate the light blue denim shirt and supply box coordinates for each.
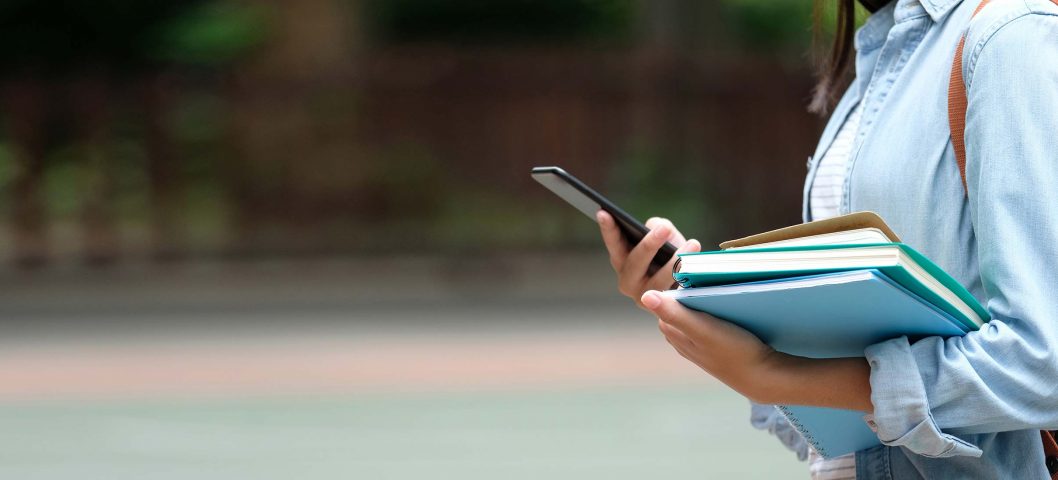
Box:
[750,0,1058,478]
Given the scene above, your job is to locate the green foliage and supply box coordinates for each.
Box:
[153,1,272,66]
[0,0,207,73]
[42,148,87,219]
[182,180,232,246]
[606,142,720,245]
[0,0,270,72]
[718,0,869,53]
[720,0,814,52]
[170,92,229,144]
[108,140,152,224]
[0,0,850,255]
[365,0,637,45]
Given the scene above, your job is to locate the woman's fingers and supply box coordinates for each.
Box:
[619,224,673,292]
[600,212,692,303]
[659,318,696,347]
[648,238,700,290]
[641,290,716,341]
[645,217,686,245]
[645,291,776,397]
[664,336,697,365]
[660,320,704,367]
[596,210,629,271]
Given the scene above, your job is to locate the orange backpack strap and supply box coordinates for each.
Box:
[1044,430,1058,479]
[949,0,1058,194]
[947,0,993,194]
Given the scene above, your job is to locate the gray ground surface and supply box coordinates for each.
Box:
[0,253,805,479]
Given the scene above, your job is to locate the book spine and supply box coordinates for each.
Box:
[775,405,830,458]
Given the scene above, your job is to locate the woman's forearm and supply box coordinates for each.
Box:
[757,352,873,413]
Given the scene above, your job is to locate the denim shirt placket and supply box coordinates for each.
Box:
[840,1,933,215]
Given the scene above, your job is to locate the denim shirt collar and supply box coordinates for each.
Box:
[920,0,966,21]
[895,0,965,23]
[857,0,965,52]
[853,0,966,80]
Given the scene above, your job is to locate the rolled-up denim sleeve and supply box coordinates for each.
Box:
[865,338,984,457]
[865,10,1058,458]
[749,401,809,460]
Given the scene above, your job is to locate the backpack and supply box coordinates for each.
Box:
[948,0,1058,477]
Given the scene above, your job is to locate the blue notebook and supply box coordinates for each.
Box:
[664,269,974,458]
[672,242,989,330]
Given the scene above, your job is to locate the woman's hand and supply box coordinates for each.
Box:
[596,210,701,309]
[642,289,874,411]
[640,290,778,403]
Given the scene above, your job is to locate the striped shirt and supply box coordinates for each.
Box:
[810,101,864,221]
[808,449,857,480]
[805,101,864,480]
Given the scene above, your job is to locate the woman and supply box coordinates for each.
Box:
[596,0,1058,478]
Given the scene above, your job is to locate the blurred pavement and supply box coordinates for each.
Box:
[0,253,805,479]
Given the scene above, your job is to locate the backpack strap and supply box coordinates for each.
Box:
[1044,429,1058,479]
[947,0,993,194]
[948,0,1058,194]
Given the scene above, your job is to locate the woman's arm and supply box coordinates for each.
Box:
[860,7,1058,458]
[642,291,873,412]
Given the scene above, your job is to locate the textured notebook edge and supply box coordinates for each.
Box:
[775,404,832,459]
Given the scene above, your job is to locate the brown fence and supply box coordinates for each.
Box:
[0,46,822,265]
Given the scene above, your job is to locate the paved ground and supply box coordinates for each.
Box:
[0,254,806,479]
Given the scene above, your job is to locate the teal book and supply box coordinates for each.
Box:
[665,269,975,458]
[672,242,989,330]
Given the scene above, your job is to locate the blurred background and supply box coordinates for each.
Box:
[0,0,845,478]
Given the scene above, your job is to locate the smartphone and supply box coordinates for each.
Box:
[531,166,678,275]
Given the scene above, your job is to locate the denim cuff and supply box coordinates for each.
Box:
[864,336,983,458]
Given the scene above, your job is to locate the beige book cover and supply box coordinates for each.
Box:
[718,211,901,250]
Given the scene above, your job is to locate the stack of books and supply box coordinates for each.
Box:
[664,212,987,458]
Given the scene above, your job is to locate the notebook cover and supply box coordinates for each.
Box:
[665,269,971,457]
[718,211,901,250]
[672,243,989,329]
